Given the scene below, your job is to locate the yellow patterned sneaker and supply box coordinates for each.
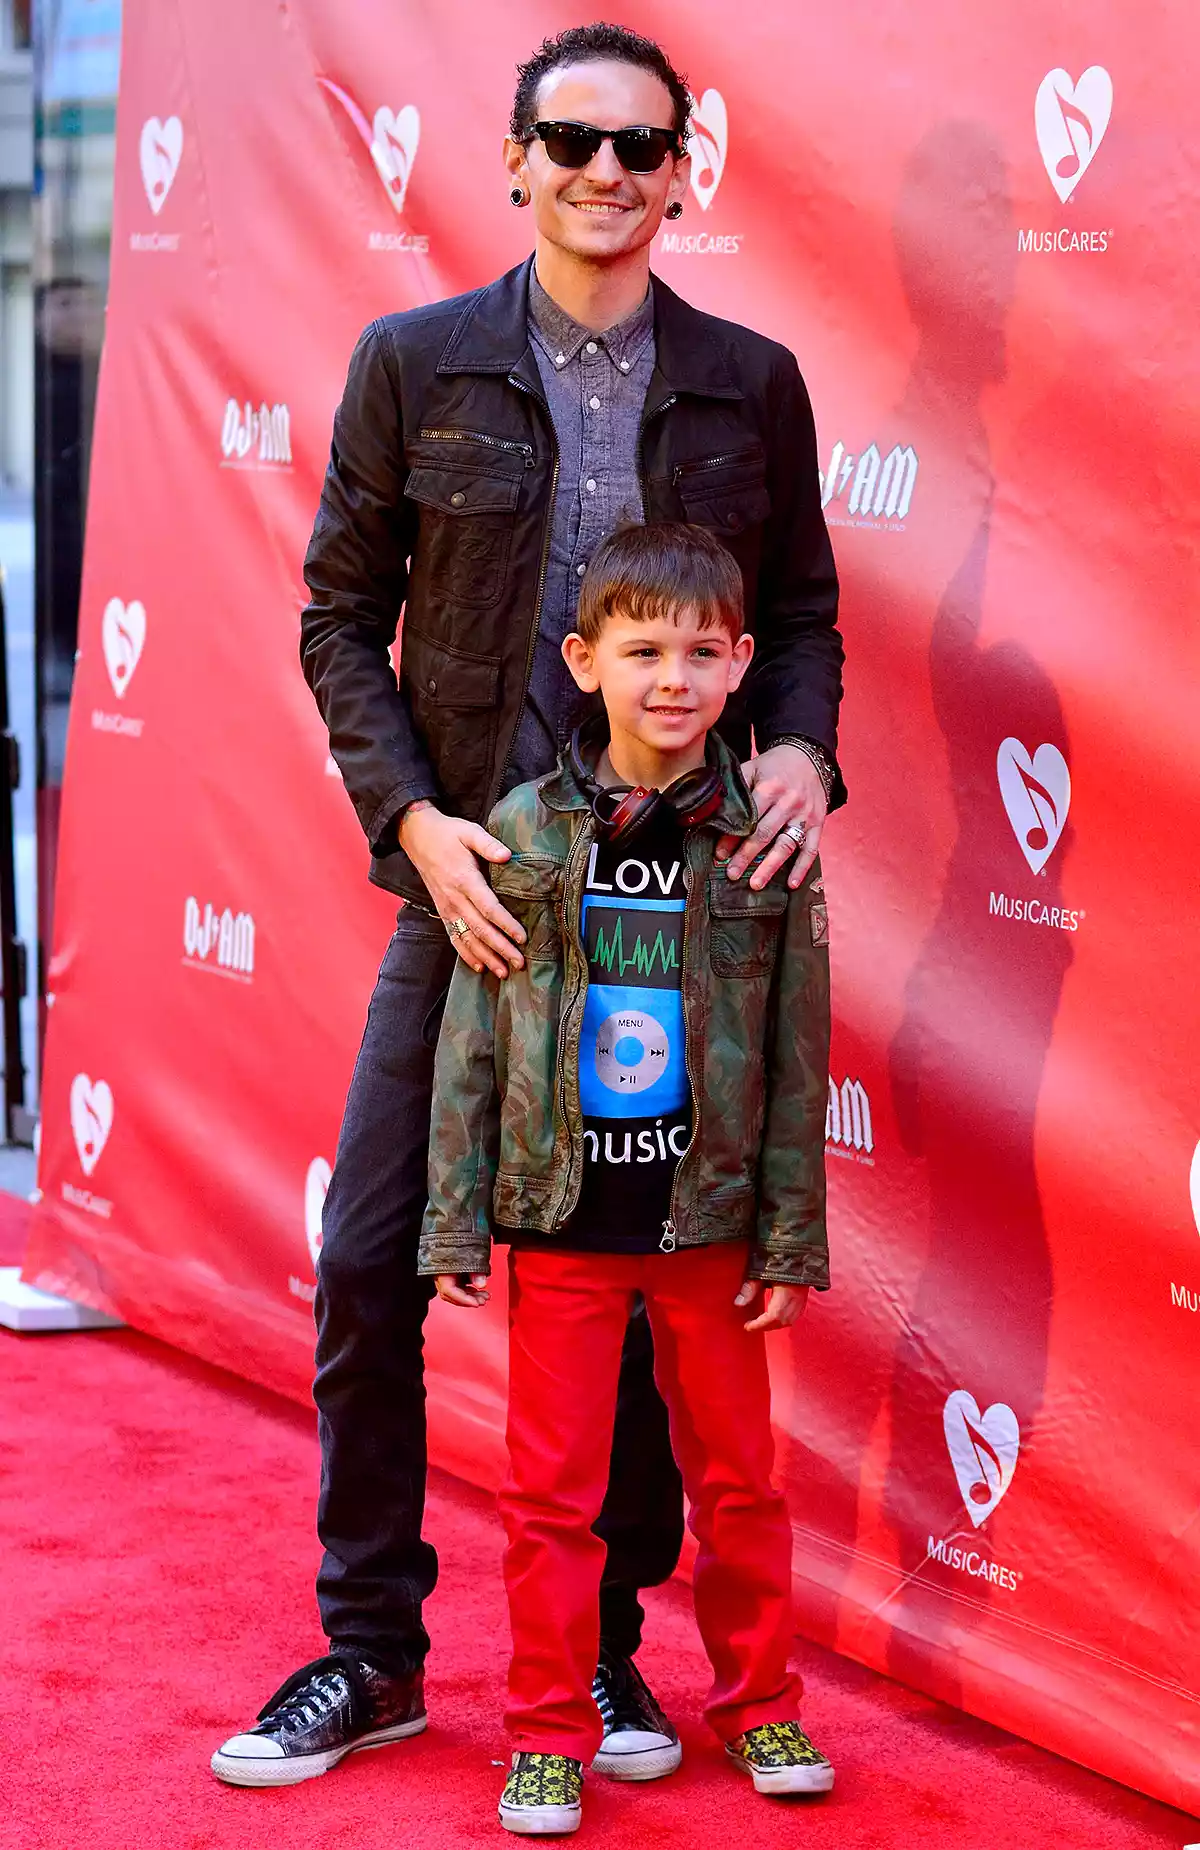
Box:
[725,1721,835,1795]
[498,1752,584,1836]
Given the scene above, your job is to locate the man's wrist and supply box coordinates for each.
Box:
[764,735,836,804]
[398,796,435,830]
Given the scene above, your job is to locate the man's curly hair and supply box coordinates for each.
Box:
[510,23,691,142]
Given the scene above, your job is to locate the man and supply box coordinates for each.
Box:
[211,21,842,1789]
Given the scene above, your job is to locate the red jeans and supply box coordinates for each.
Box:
[501,1242,801,1761]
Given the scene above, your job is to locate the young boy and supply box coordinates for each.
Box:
[418,522,833,1836]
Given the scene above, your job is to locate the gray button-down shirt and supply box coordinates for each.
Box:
[503,270,657,793]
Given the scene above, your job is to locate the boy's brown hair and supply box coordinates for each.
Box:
[575,522,744,645]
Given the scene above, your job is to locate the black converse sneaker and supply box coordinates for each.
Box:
[725,1719,835,1794]
[498,1752,584,1836]
[590,1647,682,1781]
[210,1651,426,1786]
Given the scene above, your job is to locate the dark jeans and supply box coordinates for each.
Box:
[314,909,685,1676]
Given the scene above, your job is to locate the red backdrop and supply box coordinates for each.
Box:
[23,0,1200,1811]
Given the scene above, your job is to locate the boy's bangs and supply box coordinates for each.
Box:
[577,523,745,643]
[611,582,736,635]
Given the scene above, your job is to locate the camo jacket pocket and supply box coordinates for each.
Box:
[708,875,788,977]
[491,854,564,965]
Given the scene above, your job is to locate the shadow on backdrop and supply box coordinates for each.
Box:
[875,121,1071,1700]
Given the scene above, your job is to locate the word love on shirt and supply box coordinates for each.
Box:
[584,842,684,899]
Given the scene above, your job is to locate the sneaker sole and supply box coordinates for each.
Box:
[725,1747,835,1795]
[592,1739,682,1782]
[210,1715,427,1787]
[498,1800,582,1836]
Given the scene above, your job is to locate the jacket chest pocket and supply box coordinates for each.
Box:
[674,446,770,541]
[708,875,788,977]
[406,462,522,608]
[491,856,564,965]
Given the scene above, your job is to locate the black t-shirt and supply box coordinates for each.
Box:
[511,807,692,1255]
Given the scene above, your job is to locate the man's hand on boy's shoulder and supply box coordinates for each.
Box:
[716,742,828,892]
[398,800,526,978]
[734,1278,810,1333]
[434,1272,491,1309]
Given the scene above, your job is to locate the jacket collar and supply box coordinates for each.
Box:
[437,255,743,400]
[540,714,757,838]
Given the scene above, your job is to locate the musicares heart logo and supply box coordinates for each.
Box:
[997,738,1070,876]
[943,1391,1020,1529]
[70,1074,114,1179]
[1035,68,1112,204]
[687,89,728,212]
[316,81,421,218]
[371,105,421,216]
[101,598,146,700]
[305,1157,332,1270]
[1190,1140,1200,1238]
[139,116,183,216]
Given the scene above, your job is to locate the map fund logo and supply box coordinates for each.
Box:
[221,400,291,468]
[826,1077,874,1163]
[183,900,256,979]
[819,440,918,528]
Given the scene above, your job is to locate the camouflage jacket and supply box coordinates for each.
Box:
[419,731,831,1288]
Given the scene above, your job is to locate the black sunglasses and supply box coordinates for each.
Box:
[522,120,682,174]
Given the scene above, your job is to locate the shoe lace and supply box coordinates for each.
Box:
[591,1651,663,1732]
[256,1652,371,1731]
[592,1664,618,1728]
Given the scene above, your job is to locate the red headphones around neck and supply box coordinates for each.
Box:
[567,724,725,844]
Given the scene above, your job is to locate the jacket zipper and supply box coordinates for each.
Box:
[667,833,705,1233]
[490,374,559,803]
[671,450,756,484]
[659,1221,677,1253]
[637,392,676,514]
[542,380,678,1229]
[417,426,534,464]
[548,815,597,1228]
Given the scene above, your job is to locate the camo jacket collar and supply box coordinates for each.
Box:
[538,715,758,839]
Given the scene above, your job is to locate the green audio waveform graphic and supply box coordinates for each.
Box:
[591,915,679,979]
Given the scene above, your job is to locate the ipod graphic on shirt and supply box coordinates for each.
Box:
[579,892,687,1120]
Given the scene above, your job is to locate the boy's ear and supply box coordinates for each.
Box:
[726,632,754,692]
[562,632,600,692]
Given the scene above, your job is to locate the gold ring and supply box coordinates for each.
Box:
[446,916,470,939]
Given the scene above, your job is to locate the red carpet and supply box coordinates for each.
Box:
[3,1326,1193,1850]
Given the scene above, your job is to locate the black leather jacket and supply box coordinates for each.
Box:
[300,256,844,906]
